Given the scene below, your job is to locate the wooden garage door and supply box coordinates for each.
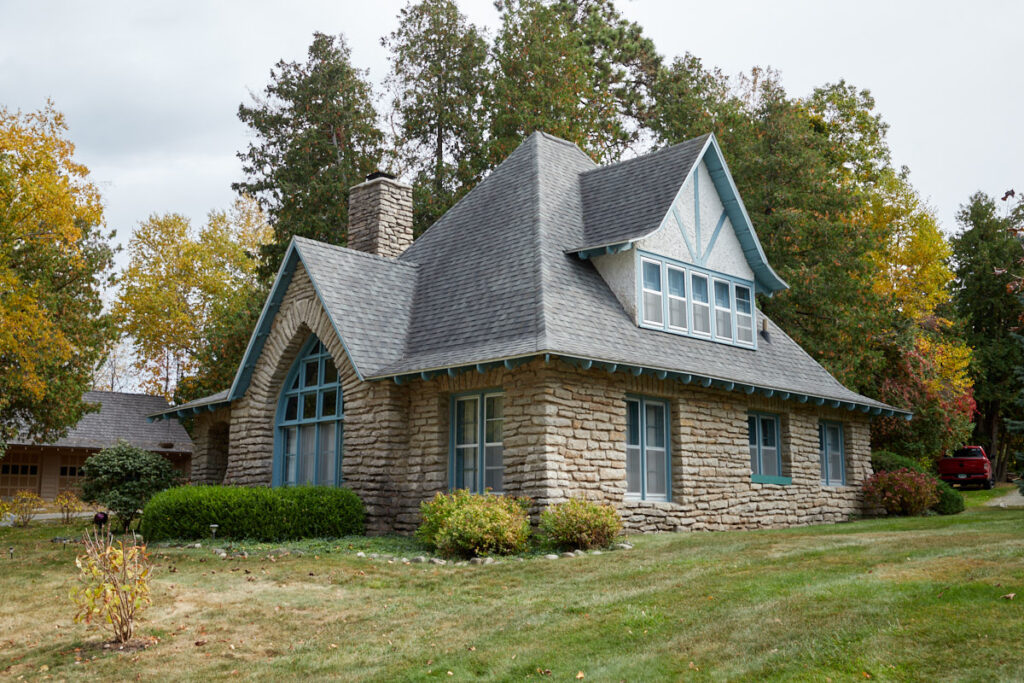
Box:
[0,453,41,498]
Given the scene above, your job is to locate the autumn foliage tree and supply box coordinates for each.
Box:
[114,196,269,398]
[0,102,115,454]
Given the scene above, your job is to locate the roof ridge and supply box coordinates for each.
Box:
[580,133,710,178]
[294,236,419,269]
[84,390,169,400]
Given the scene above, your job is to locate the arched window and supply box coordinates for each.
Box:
[274,335,343,486]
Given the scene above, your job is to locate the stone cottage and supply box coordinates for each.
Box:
[152,132,908,533]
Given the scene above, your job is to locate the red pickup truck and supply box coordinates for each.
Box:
[938,446,994,489]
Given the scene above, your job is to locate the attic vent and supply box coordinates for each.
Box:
[159,442,174,449]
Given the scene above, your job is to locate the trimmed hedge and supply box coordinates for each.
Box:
[933,480,966,515]
[140,486,365,541]
[539,498,623,550]
[417,489,530,558]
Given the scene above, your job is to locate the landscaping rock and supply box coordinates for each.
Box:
[469,557,486,565]
[561,552,575,558]
[410,556,427,564]
[590,550,602,556]
[400,557,410,564]
[612,543,633,551]
[544,554,560,560]
[429,558,447,566]
[355,551,366,558]
[573,550,586,557]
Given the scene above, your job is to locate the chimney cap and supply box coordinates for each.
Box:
[365,170,396,182]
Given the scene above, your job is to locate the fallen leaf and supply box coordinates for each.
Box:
[1001,593,1016,600]
[863,673,872,679]
[195,640,207,647]
[576,672,585,679]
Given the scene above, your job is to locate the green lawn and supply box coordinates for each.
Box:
[961,482,1018,508]
[2,501,1023,681]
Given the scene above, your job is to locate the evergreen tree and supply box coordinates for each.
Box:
[234,32,383,281]
[950,192,1024,479]
[382,0,489,235]
[487,0,660,165]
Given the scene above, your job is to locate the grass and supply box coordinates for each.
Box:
[2,506,1023,681]
[960,481,1019,508]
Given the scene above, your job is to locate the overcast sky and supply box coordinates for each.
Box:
[2,0,1022,276]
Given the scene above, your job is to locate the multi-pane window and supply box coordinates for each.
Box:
[636,253,754,348]
[713,279,732,341]
[820,422,845,486]
[625,397,670,501]
[276,336,343,487]
[667,266,687,331]
[748,412,784,481]
[453,392,505,493]
[641,260,664,326]
[735,286,754,344]
[691,273,711,336]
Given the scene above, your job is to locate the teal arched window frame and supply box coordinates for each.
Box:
[272,335,344,487]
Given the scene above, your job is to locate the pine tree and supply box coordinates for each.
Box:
[383,0,489,235]
[234,32,383,281]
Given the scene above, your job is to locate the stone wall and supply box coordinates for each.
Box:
[215,263,872,534]
[190,406,232,484]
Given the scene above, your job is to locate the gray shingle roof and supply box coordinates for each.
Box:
[242,132,902,415]
[295,237,418,377]
[575,134,708,249]
[12,391,193,453]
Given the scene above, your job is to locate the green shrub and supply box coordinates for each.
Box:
[417,490,530,558]
[933,480,965,515]
[863,468,941,517]
[871,450,926,474]
[81,442,182,531]
[539,498,623,550]
[140,486,365,541]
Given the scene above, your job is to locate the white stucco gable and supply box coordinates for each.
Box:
[638,159,755,282]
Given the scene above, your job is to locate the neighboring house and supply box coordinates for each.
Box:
[151,132,908,534]
[3,391,193,499]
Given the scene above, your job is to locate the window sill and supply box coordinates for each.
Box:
[751,474,792,486]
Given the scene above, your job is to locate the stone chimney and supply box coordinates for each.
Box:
[347,171,414,258]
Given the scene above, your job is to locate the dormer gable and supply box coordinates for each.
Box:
[575,134,786,349]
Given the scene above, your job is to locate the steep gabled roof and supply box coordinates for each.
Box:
[12,391,192,453]
[225,132,905,416]
[227,237,418,401]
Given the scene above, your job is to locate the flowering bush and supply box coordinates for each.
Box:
[0,500,9,522]
[539,498,623,550]
[56,490,85,524]
[9,490,44,527]
[417,489,530,558]
[863,468,940,516]
[70,529,152,644]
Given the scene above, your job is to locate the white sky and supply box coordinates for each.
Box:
[2,0,1022,276]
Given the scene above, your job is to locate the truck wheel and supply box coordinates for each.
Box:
[984,478,994,490]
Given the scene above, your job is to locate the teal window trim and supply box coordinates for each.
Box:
[748,411,787,484]
[625,395,672,502]
[448,389,505,493]
[751,474,792,486]
[635,249,757,350]
[819,421,846,487]
[272,335,344,487]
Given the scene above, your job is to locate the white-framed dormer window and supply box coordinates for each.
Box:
[635,251,756,350]
[641,258,664,326]
[690,273,711,336]
[667,266,687,331]
[713,279,732,342]
[736,285,754,346]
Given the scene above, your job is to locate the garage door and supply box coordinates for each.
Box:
[0,454,41,498]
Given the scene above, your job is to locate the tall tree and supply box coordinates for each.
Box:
[235,32,383,281]
[0,102,115,453]
[487,0,660,166]
[383,0,489,235]
[115,197,270,398]
[950,192,1024,478]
